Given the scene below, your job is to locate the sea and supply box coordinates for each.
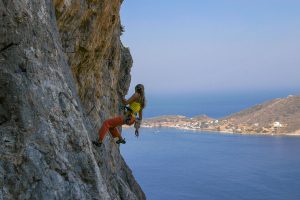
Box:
[120,91,300,200]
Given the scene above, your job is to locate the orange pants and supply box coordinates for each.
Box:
[98,115,135,142]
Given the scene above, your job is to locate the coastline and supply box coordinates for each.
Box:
[134,95,300,136]
[124,124,300,136]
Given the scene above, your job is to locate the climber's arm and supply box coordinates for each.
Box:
[138,110,143,121]
[122,93,139,105]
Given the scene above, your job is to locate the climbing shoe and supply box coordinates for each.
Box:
[116,138,126,144]
[93,141,102,147]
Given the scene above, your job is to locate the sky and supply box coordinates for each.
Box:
[120,0,300,95]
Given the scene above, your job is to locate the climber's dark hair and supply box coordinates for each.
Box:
[135,84,146,109]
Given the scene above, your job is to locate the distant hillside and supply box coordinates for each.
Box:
[191,115,214,121]
[223,95,300,133]
[146,115,189,122]
[145,115,214,123]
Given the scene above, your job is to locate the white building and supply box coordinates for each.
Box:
[273,122,282,128]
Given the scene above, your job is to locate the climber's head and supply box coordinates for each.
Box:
[135,84,144,94]
[135,84,146,109]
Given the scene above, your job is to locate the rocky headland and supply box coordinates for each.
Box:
[143,95,300,135]
[1,0,145,199]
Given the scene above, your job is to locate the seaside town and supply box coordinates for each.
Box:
[141,115,290,135]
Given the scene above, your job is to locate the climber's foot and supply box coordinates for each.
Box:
[116,138,126,144]
[93,141,102,147]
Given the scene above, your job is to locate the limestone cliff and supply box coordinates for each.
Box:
[0,0,145,199]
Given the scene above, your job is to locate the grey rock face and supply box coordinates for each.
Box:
[0,0,145,199]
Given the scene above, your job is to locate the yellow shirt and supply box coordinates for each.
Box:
[129,101,141,115]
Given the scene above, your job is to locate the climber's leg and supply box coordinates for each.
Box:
[109,127,122,140]
[98,116,124,142]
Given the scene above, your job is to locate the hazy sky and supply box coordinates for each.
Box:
[121,0,300,95]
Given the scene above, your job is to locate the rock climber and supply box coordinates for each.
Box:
[93,84,146,147]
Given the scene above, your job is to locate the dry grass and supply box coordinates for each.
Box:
[79,9,94,29]
[53,0,64,8]
[54,0,124,105]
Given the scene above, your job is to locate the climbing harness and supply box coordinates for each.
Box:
[120,105,140,136]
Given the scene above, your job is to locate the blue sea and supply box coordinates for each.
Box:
[121,128,300,200]
[121,91,300,200]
